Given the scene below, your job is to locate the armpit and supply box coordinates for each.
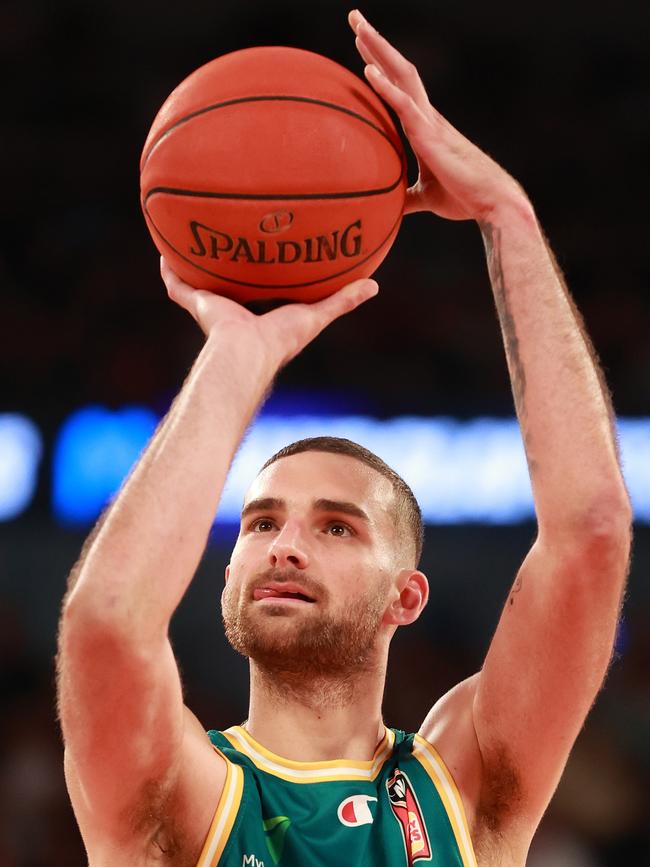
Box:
[476,744,523,833]
[132,779,195,866]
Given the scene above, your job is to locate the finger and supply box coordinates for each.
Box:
[350,13,384,74]
[355,19,430,113]
[365,66,465,184]
[347,9,364,32]
[160,257,199,311]
[365,62,452,157]
[365,64,430,131]
[354,34,380,70]
[301,278,379,335]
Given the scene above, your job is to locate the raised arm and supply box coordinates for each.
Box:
[349,8,631,852]
[56,263,377,856]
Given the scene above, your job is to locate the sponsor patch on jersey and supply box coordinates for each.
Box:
[262,816,291,864]
[386,768,432,863]
[337,794,378,827]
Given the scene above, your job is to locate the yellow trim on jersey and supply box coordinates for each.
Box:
[222,725,395,784]
[412,735,478,867]
[196,746,244,867]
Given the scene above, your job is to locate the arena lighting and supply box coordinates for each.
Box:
[52,406,158,525]
[0,414,43,520]
[214,416,650,526]
[16,407,650,528]
[617,418,650,522]
[217,415,534,524]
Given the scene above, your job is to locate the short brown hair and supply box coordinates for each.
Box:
[261,436,424,567]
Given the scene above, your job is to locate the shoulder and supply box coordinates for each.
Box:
[69,706,228,866]
[418,674,483,818]
[417,674,529,864]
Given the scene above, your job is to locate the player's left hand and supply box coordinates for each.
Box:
[349,9,528,222]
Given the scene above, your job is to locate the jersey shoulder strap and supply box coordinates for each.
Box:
[398,731,477,867]
[194,730,246,867]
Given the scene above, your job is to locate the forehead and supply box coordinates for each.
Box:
[244,451,395,518]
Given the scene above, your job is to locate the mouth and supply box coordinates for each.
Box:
[253,587,316,604]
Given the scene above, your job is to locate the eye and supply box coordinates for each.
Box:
[250,518,276,533]
[326,522,354,537]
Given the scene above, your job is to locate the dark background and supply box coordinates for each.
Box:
[1,0,649,864]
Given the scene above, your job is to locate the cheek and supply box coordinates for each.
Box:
[338,560,387,602]
[221,552,246,605]
[228,538,257,577]
[231,531,272,564]
[221,572,236,603]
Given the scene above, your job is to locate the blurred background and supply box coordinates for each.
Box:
[1,0,649,863]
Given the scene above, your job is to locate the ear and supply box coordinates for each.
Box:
[383,569,429,627]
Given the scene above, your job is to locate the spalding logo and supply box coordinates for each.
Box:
[259,211,294,234]
[188,219,363,265]
[337,794,378,827]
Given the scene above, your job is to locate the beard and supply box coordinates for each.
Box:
[222,567,389,679]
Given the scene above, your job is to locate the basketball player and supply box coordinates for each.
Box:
[56,10,631,866]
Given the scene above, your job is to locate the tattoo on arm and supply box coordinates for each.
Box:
[509,573,524,606]
[545,240,621,459]
[480,221,537,476]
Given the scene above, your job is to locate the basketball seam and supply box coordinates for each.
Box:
[140,94,404,172]
[143,202,402,290]
[143,173,404,204]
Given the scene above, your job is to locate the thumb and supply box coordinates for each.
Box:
[404,185,431,215]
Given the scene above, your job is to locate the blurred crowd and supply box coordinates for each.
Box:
[2,0,649,421]
[1,0,649,863]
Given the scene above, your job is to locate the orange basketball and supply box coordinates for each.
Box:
[140,46,406,305]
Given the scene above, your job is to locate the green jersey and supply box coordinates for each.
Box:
[196,725,477,867]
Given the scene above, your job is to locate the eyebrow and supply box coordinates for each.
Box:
[241,497,285,520]
[240,497,370,523]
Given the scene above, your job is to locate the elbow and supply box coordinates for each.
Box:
[60,585,169,651]
[59,595,119,650]
[569,495,632,575]
[61,585,111,631]
[542,489,632,573]
[551,478,632,538]
[582,489,633,543]
[60,589,135,646]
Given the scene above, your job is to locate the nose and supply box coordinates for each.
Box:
[268,521,309,570]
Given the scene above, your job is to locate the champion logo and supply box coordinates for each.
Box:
[337,794,378,827]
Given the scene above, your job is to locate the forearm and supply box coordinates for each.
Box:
[480,198,630,534]
[64,331,273,638]
[349,7,629,531]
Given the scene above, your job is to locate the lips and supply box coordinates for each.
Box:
[253,583,316,603]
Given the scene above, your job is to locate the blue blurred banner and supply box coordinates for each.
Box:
[0,405,630,527]
[51,406,158,525]
[0,414,43,521]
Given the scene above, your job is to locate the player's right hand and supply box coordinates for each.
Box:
[161,257,378,369]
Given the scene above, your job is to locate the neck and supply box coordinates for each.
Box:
[244,655,388,762]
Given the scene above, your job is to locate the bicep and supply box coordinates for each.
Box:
[57,605,185,839]
[473,531,628,825]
